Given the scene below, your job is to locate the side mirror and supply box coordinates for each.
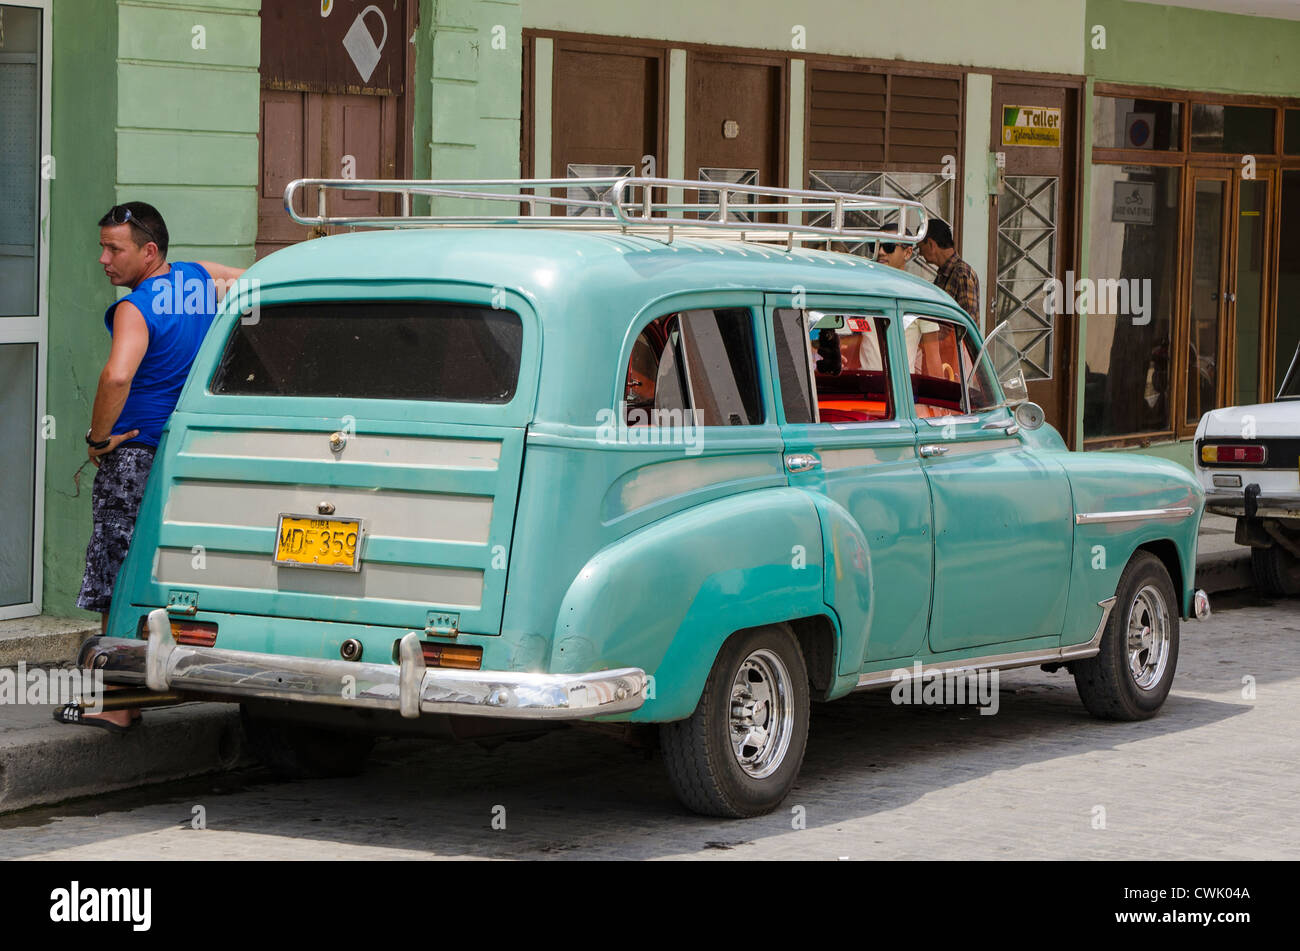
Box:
[1014,401,1045,431]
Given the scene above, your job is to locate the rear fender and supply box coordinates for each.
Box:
[550,488,831,721]
[806,495,874,675]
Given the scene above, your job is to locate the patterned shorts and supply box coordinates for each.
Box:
[77,446,155,614]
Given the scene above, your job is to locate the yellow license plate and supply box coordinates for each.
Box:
[274,515,363,571]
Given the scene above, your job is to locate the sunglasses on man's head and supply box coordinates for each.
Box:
[105,205,160,247]
[878,243,907,254]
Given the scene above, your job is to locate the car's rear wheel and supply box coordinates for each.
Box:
[1073,551,1179,721]
[240,706,375,779]
[1251,543,1300,597]
[660,624,809,818]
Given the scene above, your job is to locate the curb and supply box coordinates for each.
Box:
[1196,549,1253,597]
[0,704,249,815]
[0,618,96,669]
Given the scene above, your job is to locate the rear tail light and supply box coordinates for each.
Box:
[420,642,483,670]
[1201,444,1266,465]
[136,615,218,647]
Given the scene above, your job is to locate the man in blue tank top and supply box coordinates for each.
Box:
[63,202,246,733]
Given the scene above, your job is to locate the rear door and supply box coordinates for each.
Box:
[765,293,933,669]
[133,288,537,637]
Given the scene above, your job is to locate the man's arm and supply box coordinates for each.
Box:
[957,262,980,323]
[87,301,149,465]
[196,261,247,302]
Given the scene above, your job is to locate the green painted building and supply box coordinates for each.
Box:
[2,0,1297,621]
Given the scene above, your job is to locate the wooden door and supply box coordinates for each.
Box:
[550,41,664,185]
[257,0,413,258]
[988,81,1078,441]
[685,56,784,219]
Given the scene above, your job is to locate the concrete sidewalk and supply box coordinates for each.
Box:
[0,701,245,814]
[0,513,1261,814]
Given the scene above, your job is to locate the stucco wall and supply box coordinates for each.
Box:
[417,0,522,205]
[43,0,120,617]
[114,0,259,263]
[522,0,1088,75]
[1087,0,1300,96]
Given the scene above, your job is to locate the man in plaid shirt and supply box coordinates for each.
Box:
[917,218,980,324]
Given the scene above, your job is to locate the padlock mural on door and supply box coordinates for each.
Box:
[342,5,388,83]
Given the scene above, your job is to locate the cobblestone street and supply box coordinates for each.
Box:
[0,592,1295,860]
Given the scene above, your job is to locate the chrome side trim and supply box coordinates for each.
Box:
[83,613,647,720]
[855,597,1116,689]
[1075,506,1195,525]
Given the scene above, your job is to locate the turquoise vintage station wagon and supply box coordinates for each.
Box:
[80,179,1210,817]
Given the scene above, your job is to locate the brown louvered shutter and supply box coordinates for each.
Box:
[808,68,960,169]
[808,68,886,166]
[887,75,961,165]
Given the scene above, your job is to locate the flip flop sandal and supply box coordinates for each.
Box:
[52,703,138,735]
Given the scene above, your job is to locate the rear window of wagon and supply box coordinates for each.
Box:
[211,301,523,403]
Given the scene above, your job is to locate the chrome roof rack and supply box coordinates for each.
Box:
[282,176,929,247]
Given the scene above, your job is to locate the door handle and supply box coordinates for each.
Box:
[919,444,950,457]
[784,453,821,473]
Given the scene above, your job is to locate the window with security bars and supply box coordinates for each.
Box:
[697,168,759,222]
[806,169,954,279]
[994,175,1058,382]
[565,164,634,216]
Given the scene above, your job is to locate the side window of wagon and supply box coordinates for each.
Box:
[904,314,999,418]
[622,308,764,426]
[772,308,895,424]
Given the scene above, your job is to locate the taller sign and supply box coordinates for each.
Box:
[1002,105,1062,148]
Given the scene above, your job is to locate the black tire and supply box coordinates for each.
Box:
[660,624,810,818]
[240,706,375,779]
[1251,544,1300,597]
[1073,551,1179,721]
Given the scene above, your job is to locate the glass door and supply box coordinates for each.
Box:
[1181,169,1231,436]
[1180,165,1279,433]
[1232,171,1274,406]
[0,1,49,618]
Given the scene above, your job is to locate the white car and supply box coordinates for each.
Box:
[1194,342,1300,595]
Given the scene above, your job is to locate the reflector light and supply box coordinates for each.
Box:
[135,615,217,646]
[420,642,483,670]
[171,620,218,647]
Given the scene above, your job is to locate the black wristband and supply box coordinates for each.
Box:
[85,429,111,451]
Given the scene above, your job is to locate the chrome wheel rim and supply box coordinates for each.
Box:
[728,648,794,779]
[1126,584,1171,691]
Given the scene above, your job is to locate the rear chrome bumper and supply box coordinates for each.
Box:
[78,609,647,720]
